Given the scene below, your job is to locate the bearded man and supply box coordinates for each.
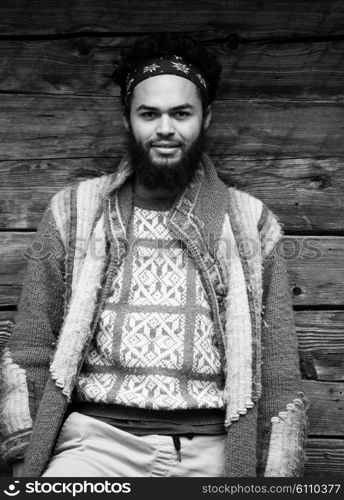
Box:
[1,33,307,478]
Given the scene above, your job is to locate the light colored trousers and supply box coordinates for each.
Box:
[42,412,226,477]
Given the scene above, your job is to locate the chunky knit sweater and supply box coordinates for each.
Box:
[76,192,225,412]
[0,153,307,477]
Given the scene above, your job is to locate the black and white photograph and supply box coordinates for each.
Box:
[0,0,343,491]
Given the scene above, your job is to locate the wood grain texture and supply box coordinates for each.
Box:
[286,236,344,306]
[302,380,344,436]
[305,439,344,476]
[0,158,119,229]
[1,96,344,160]
[297,311,344,382]
[1,157,344,231]
[0,232,34,306]
[216,157,344,233]
[1,234,344,306]
[1,0,344,37]
[0,312,16,322]
[1,38,344,99]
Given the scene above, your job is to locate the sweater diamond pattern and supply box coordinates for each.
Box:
[187,380,224,407]
[75,206,224,410]
[116,375,186,409]
[133,208,171,239]
[120,312,184,368]
[77,372,116,402]
[193,314,222,375]
[129,245,186,306]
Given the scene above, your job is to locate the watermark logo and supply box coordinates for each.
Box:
[4,481,20,496]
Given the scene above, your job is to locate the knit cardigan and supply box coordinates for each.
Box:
[0,153,307,477]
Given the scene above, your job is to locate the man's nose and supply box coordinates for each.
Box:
[156,114,174,135]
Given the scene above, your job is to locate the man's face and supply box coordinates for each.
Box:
[124,74,211,191]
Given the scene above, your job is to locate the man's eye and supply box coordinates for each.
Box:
[141,112,157,119]
[174,111,190,118]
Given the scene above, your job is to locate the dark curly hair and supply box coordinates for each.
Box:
[112,32,222,114]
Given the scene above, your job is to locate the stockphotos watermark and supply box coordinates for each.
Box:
[3,479,131,497]
[21,226,322,264]
[1,478,342,498]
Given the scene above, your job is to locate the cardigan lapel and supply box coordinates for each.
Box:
[167,154,231,374]
[50,156,133,399]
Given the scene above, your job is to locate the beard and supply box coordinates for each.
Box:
[127,127,206,192]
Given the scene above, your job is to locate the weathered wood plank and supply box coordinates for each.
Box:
[305,439,344,476]
[0,158,118,229]
[1,157,344,231]
[286,237,344,306]
[302,381,344,436]
[0,312,16,322]
[296,311,344,382]
[0,0,343,38]
[0,95,120,161]
[1,38,344,100]
[216,157,344,233]
[1,96,344,160]
[0,233,34,306]
[1,234,344,306]
[215,39,344,100]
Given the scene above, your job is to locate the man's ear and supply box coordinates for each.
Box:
[203,105,212,130]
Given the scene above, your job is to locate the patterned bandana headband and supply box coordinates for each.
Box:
[125,54,209,104]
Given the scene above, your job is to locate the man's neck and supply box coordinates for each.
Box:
[133,177,180,200]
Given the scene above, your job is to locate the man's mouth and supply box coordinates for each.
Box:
[151,142,182,154]
[151,142,181,148]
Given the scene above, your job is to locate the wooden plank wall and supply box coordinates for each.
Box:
[1,0,344,477]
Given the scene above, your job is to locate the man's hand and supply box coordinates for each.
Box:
[12,460,24,477]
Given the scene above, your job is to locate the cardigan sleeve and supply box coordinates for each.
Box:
[0,205,65,465]
[257,208,308,476]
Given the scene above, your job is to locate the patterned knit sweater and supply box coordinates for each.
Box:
[0,153,308,477]
[75,192,225,412]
